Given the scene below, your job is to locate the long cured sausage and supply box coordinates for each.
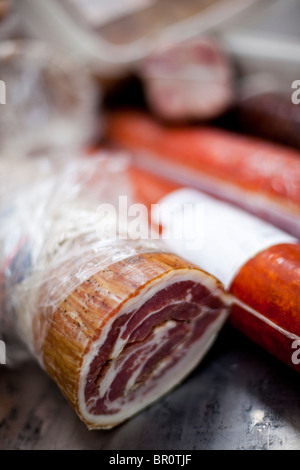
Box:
[107,110,300,238]
[236,92,300,151]
[128,167,300,373]
[0,156,230,429]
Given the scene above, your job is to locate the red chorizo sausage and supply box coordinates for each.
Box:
[107,110,300,238]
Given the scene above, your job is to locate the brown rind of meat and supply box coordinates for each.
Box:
[34,251,226,429]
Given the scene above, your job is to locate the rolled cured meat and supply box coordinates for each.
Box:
[128,167,300,373]
[0,155,230,429]
[106,110,300,238]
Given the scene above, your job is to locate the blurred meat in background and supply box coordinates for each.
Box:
[0,0,296,151]
[139,37,233,121]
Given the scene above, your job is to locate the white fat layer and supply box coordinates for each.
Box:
[124,321,180,393]
[155,189,296,289]
[132,151,300,238]
[97,320,179,401]
[78,268,230,427]
[85,308,227,428]
[111,294,198,360]
[97,333,154,399]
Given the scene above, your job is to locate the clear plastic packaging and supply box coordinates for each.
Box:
[18,0,261,76]
[220,0,300,85]
[0,40,99,157]
[0,153,229,429]
[0,154,158,363]
[0,0,19,40]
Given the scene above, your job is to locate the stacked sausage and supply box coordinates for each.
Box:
[107,111,300,373]
[106,111,300,238]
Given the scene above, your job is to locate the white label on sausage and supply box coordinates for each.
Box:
[154,189,297,288]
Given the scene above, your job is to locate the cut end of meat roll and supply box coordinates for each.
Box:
[41,252,230,429]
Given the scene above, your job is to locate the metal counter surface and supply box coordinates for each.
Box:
[1,324,299,450]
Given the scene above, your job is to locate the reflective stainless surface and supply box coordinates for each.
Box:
[1,325,299,450]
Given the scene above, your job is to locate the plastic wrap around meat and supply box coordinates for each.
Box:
[129,167,300,373]
[107,111,300,238]
[0,40,98,156]
[0,155,230,429]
